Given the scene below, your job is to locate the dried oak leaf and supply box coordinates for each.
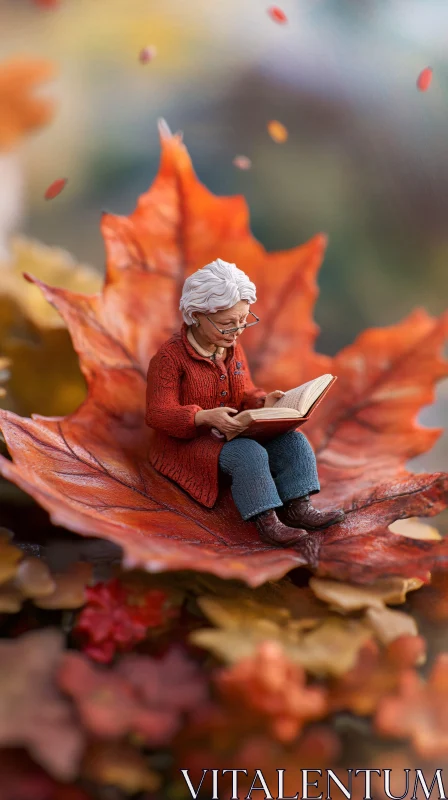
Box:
[0,629,84,781]
[375,653,448,758]
[309,575,423,612]
[215,640,327,742]
[0,123,447,586]
[190,595,372,676]
[58,646,206,746]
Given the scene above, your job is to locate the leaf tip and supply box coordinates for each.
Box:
[157,118,172,139]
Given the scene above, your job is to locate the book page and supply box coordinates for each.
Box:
[236,408,302,422]
[273,374,334,416]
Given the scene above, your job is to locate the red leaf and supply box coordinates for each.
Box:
[44,178,67,200]
[0,122,447,587]
[58,647,206,746]
[375,653,448,758]
[267,6,288,24]
[74,578,172,662]
[417,67,433,92]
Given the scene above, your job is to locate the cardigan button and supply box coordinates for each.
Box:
[219,402,225,406]
[219,374,226,380]
[221,390,227,396]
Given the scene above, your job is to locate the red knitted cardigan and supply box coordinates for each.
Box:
[145,322,267,507]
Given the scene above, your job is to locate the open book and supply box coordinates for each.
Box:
[211,374,336,443]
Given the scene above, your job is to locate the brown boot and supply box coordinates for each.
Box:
[278,495,345,530]
[251,508,310,547]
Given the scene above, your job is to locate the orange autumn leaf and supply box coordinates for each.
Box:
[375,653,448,758]
[267,7,288,24]
[0,58,56,151]
[0,121,447,587]
[267,120,288,143]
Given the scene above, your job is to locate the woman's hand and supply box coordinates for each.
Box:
[264,390,286,408]
[195,407,246,436]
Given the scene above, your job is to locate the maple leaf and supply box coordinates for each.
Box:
[59,646,207,750]
[190,594,373,677]
[215,640,327,742]
[73,577,176,663]
[0,122,447,586]
[0,629,84,780]
[328,636,426,716]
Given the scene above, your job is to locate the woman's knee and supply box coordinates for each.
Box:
[218,438,269,474]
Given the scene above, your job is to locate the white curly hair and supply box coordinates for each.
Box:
[179,258,257,325]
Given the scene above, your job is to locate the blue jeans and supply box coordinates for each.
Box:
[218,430,320,521]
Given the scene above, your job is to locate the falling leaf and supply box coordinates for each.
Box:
[44,178,68,201]
[0,630,84,780]
[139,46,157,64]
[267,119,288,143]
[417,67,433,92]
[267,6,288,24]
[375,653,448,758]
[0,123,447,587]
[233,155,252,170]
[0,58,56,150]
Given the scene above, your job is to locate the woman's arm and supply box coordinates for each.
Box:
[237,346,268,410]
[145,349,203,439]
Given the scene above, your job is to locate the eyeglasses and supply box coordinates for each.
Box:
[205,311,260,335]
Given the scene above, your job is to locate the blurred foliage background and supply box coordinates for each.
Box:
[0,0,446,474]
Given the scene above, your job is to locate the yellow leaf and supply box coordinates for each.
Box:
[389,517,442,541]
[0,237,101,416]
[309,575,423,612]
[365,606,419,646]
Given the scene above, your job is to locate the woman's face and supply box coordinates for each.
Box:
[194,300,250,349]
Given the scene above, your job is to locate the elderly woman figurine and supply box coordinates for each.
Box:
[145,259,344,547]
